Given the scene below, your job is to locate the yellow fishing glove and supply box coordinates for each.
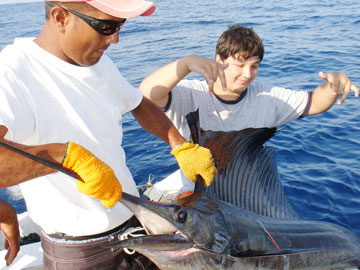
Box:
[171,142,217,187]
[62,142,122,208]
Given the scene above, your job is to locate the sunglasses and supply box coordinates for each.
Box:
[47,1,126,36]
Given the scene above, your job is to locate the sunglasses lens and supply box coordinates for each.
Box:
[90,21,116,35]
[91,21,125,36]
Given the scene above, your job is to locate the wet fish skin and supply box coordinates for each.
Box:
[107,111,360,269]
[114,191,360,270]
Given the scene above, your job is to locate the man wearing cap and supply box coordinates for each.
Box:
[0,0,217,269]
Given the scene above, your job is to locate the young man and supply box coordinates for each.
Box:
[0,0,216,269]
[0,199,19,267]
[140,24,358,188]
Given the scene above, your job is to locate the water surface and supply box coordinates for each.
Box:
[0,0,359,236]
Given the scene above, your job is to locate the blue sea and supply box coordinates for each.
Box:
[0,0,359,237]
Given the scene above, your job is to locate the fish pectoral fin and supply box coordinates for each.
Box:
[102,234,193,251]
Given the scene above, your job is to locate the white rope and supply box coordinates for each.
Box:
[137,174,155,190]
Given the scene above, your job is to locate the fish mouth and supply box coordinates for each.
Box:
[103,232,193,252]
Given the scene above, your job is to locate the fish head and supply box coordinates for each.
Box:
[105,191,231,268]
[123,191,229,248]
[162,191,229,250]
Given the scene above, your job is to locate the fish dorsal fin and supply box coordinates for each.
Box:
[186,110,299,219]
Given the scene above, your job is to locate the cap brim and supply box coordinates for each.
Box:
[87,0,155,18]
[46,0,155,18]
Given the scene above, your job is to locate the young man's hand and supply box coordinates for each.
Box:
[319,71,359,105]
[184,55,228,93]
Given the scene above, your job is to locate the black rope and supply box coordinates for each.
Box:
[0,140,81,180]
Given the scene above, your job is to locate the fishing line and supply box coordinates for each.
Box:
[256,220,281,251]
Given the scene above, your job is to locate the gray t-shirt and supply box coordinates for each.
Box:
[164,79,311,140]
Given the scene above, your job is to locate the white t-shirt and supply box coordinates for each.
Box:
[0,38,142,236]
[163,79,311,190]
[164,79,311,140]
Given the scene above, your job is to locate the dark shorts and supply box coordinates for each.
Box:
[41,216,158,270]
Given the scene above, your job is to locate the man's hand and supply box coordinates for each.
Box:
[0,199,20,266]
[319,71,359,105]
[171,142,217,187]
[62,142,122,208]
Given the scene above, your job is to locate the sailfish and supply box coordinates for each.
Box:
[105,110,360,269]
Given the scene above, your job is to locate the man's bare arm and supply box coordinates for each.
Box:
[0,125,66,188]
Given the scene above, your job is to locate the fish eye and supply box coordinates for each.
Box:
[174,207,187,223]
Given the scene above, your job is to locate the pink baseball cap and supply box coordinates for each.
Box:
[46,0,156,18]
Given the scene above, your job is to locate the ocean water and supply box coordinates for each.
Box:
[0,0,359,237]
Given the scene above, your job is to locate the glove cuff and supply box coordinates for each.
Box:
[62,141,93,171]
[61,142,70,165]
[170,141,195,156]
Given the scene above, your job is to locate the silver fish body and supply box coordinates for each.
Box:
[107,111,360,269]
[117,191,360,270]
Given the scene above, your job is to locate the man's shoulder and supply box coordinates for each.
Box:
[1,37,33,53]
[0,38,35,68]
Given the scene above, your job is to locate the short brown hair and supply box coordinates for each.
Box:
[216,24,264,62]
